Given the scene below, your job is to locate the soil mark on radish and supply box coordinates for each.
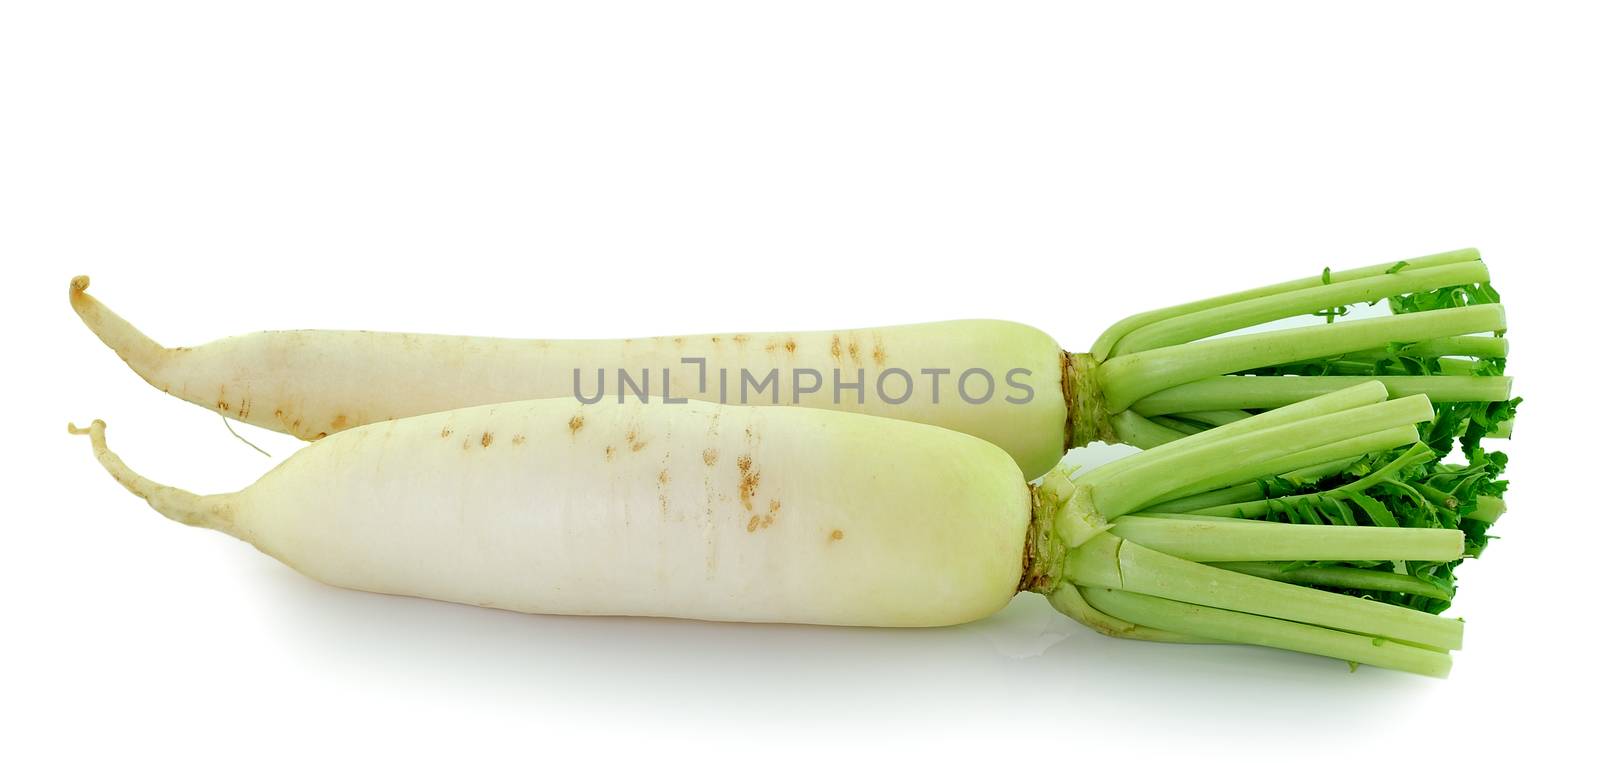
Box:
[737,455,760,511]
[747,498,780,532]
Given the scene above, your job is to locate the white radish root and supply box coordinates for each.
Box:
[69,276,1069,478]
[71,399,1032,626]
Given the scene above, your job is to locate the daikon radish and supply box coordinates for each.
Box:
[72,382,1473,675]
[69,249,1513,479]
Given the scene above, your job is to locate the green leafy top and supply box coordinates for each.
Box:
[1252,441,1507,614]
[1091,250,1514,453]
[1216,274,1516,614]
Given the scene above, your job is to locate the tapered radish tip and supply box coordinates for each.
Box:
[70,275,90,293]
[68,420,105,436]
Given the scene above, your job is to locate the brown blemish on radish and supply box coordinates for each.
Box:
[732,334,749,345]
[847,341,861,362]
[784,339,796,353]
[440,427,453,438]
[481,432,493,448]
[872,342,887,365]
[830,529,844,541]
[604,445,616,461]
[568,415,585,435]
[737,455,760,511]
[217,400,230,411]
[658,466,672,512]
[332,414,348,429]
[512,434,526,445]
[702,448,719,466]
[626,428,648,452]
[211,501,238,527]
[746,498,779,532]
[830,335,842,360]
[764,341,778,352]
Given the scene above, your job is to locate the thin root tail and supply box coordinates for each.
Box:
[68,419,104,437]
[68,418,237,533]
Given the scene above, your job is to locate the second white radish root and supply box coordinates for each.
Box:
[74,399,1032,626]
[74,383,1476,675]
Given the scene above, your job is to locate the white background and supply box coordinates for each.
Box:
[3,1,1595,760]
